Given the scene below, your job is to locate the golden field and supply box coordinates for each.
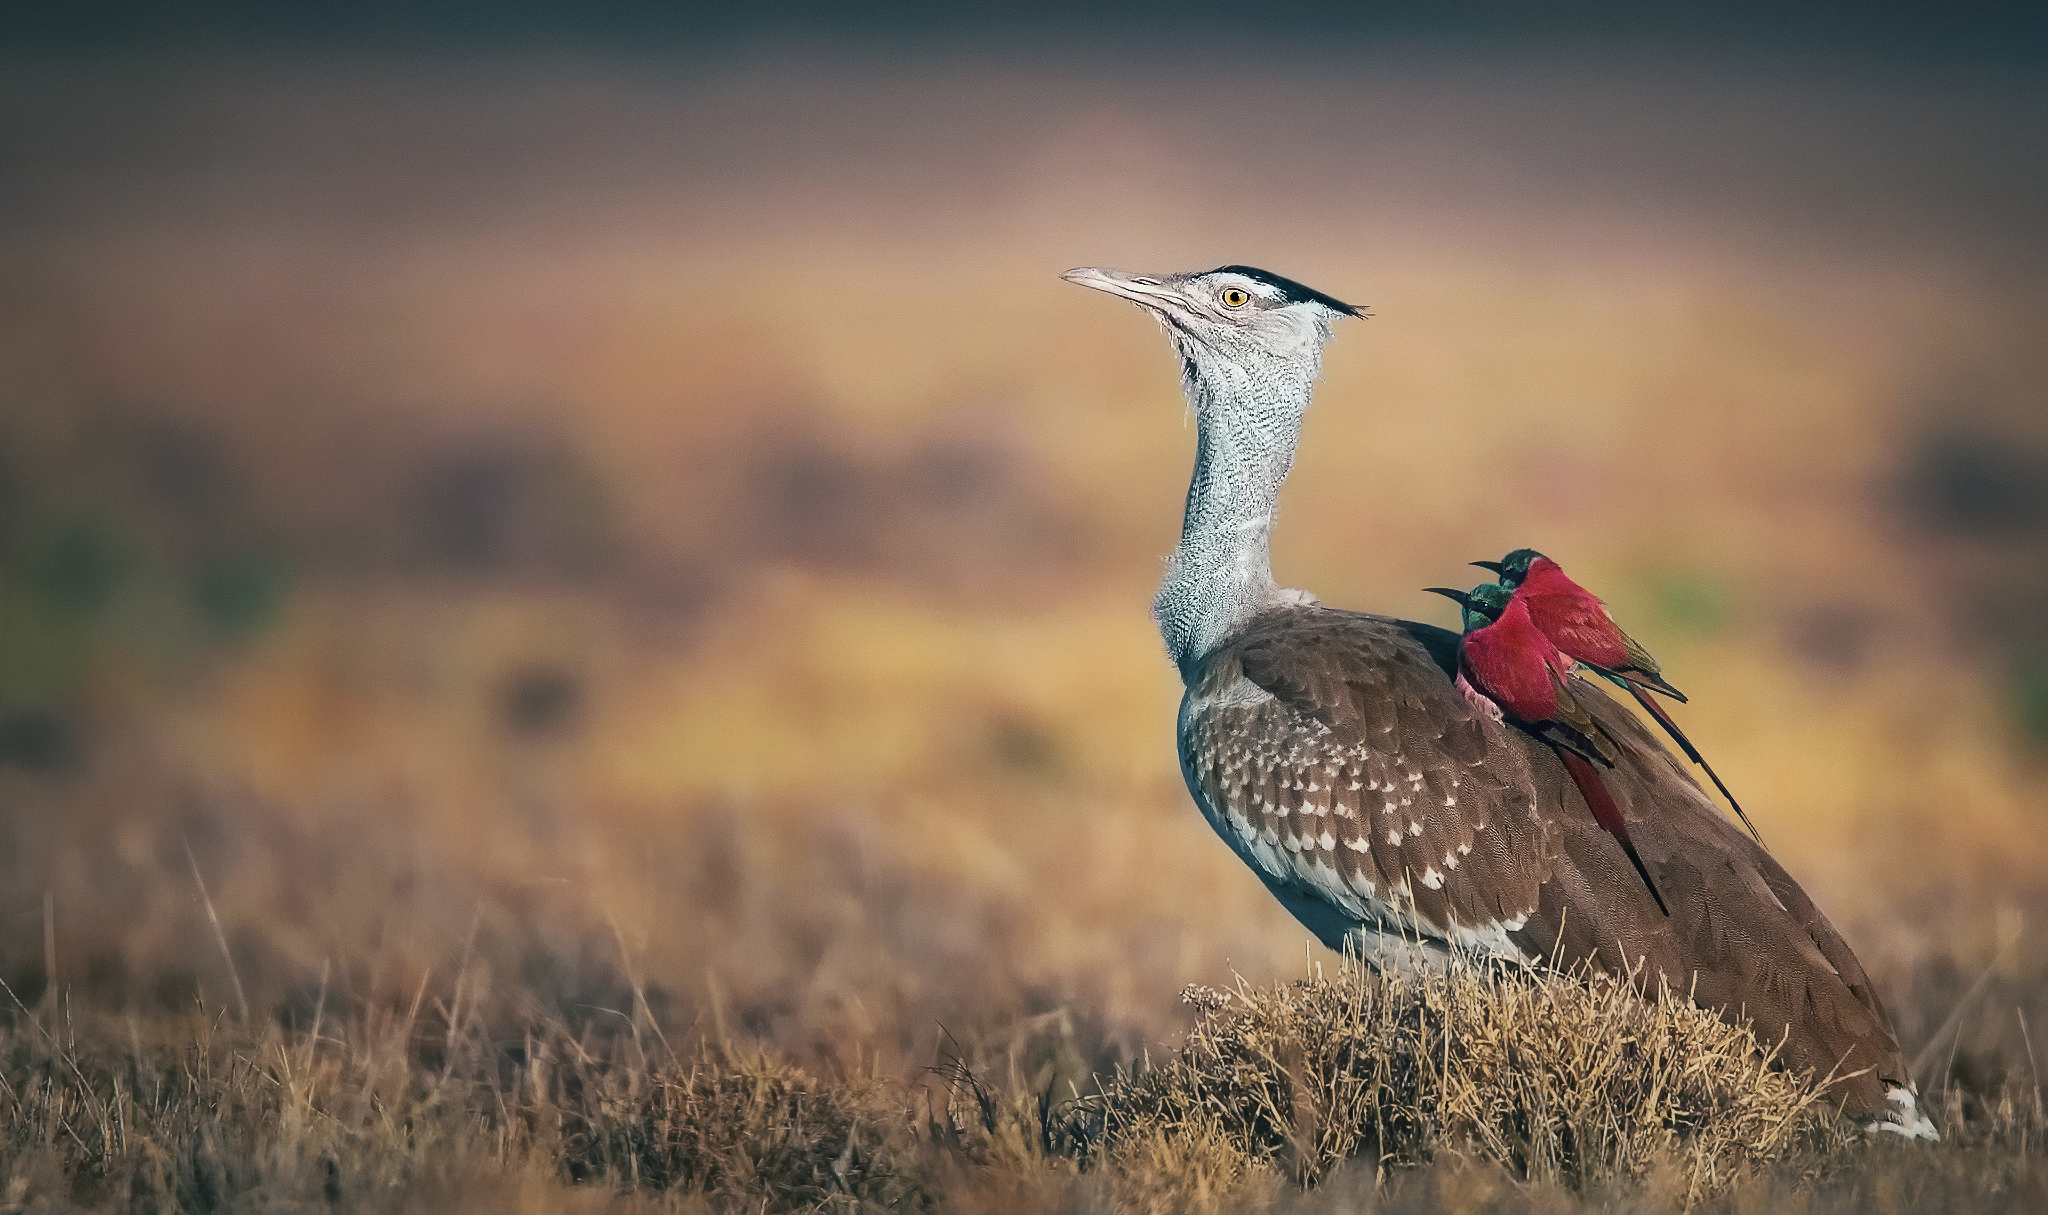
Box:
[0,51,2045,1209]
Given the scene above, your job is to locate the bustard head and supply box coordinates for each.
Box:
[1064,264,1367,673]
[1062,265,1366,385]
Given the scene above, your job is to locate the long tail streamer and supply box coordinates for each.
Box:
[1623,680,1766,847]
[1557,747,1670,917]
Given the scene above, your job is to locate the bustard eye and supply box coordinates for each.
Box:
[1219,287,1251,308]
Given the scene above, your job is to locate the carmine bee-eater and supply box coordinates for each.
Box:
[1474,549,1764,847]
[1425,583,1670,916]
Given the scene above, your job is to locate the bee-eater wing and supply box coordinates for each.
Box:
[1609,621,1687,701]
[1524,718,1615,768]
[1547,665,1618,765]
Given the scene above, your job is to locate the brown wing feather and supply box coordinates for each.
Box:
[1504,680,1910,1118]
[1184,608,1558,956]
[1179,603,1909,1122]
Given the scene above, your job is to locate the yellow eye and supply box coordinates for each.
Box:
[1220,287,1251,308]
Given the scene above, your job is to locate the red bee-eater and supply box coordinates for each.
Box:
[1474,549,1764,847]
[1425,584,1670,916]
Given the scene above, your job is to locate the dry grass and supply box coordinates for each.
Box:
[0,962,2040,1214]
[0,996,947,1212]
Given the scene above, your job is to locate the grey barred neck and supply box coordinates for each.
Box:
[1154,348,1318,681]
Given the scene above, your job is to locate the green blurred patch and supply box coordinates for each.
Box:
[193,550,291,639]
[2015,657,2048,744]
[29,515,132,617]
[1649,570,1730,638]
[0,512,135,705]
[0,586,97,705]
[1,514,293,710]
[0,709,78,772]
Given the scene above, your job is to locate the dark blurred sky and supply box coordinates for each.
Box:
[3,2,2044,68]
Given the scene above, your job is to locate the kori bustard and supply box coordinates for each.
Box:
[1063,263,1934,1139]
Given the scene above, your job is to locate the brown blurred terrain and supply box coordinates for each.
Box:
[2,43,2047,1207]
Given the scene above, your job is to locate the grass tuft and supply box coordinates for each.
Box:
[1063,961,1852,1204]
[558,1044,937,1208]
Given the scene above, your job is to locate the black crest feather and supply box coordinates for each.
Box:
[1207,265,1368,317]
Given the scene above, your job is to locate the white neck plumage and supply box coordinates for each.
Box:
[1153,352,1316,681]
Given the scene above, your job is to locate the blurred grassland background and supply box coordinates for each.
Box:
[2,9,2048,1192]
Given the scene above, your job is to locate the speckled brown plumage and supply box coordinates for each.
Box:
[1180,603,1910,1123]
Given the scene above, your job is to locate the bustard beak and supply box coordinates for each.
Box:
[1470,560,1505,574]
[1062,266,1188,311]
[1422,588,1473,607]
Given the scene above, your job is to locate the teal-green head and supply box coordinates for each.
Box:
[1469,580,1512,618]
[1470,547,1545,586]
[1424,580,1512,633]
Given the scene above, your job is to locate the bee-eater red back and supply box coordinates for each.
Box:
[1492,554,1765,846]
[1457,597,1573,725]
[1513,557,1681,696]
[1455,595,1670,915]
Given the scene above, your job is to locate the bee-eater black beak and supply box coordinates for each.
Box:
[1423,587,1472,607]
[1470,560,1505,574]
